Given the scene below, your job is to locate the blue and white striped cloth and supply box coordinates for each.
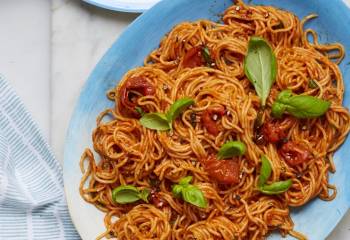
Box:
[0,76,80,239]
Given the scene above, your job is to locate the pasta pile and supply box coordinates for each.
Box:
[79,1,350,239]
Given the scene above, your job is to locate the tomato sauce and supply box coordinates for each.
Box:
[182,46,204,68]
[200,154,240,184]
[279,141,311,166]
[202,106,225,136]
[118,76,155,117]
[262,120,288,143]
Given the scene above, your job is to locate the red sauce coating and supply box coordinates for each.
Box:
[149,189,166,208]
[118,76,155,117]
[262,120,288,143]
[200,154,240,184]
[202,106,225,136]
[182,46,204,68]
[279,141,311,166]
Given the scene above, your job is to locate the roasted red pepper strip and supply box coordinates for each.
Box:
[118,76,155,117]
[262,120,288,143]
[279,141,311,166]
[202,106,225,136]
[182,46,204,68]
[200,154,240,184]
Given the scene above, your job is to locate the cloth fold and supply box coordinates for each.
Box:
[0,76,79,240]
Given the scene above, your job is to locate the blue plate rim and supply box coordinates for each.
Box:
[82,0,158,13]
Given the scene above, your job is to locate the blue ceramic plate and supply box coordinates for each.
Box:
[64,0,350,239]
[83,0,160,13]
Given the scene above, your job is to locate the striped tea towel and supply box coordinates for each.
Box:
[0,76,80,240]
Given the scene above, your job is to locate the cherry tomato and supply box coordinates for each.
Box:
[262,120,288,143]
[200,154,240,184]
[279,141,311,166]
[202,106,225,136]
[118,76,155,117]
[182,46,204,68]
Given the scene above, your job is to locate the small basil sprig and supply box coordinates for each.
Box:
[259,180,292,195]
[258,155,292,195]
[171,176,207,208]
[112,185,150,204]
[166,98,195,122]
[244,36,277,107]
[139,113,170,130]
[140,97,194,131]
[258,155,272,186]
[271,89,330,119]
[201,46,213,67]
[217,141,246,159]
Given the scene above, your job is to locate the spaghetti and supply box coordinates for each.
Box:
[79,1,350,239]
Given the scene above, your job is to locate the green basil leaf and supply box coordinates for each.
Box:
[182,185,207,208]
[140,112,171,131]
[258,155,272,187]
[271,90,330,119]
[179,176,193,186]
[285,95,330,118]
[166,97,195,123]
[276,89,293,101]
[202,46,213,67]
[135,106,145,116]
[244,36,277,106]
[308,79,319,89]
[138,189,150,203]
[112,185,142,204]
[259,179,292,195]
[172,184,183,198]
[271,89,292,118]
[217,141,246,160]
[271,102,286,119]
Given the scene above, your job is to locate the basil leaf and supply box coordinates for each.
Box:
[172,177,208,208]
[139,98,194,131]
[271,90,331,119]
[135,106,145,116]
[285,96,330,118]
[202,46,213,67]
[271,102,286,119]
[258,155,272,187]
[179,176,193,186]
[172,185,183,198]
[244,36,277,106]
[259,179,292,195]
[217,141,246,160]
[112,185,142,204]
[140,112,171,131]
[308,79,318,89]
[166,97,195,123]
[138,189,150,203]
[276,89,293,100]
[182,185,207,208]
[257,155,292,195]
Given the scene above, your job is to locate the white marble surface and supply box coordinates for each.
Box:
[1,0,350,239]
[0,0,51,140]
[51,0,138,163]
